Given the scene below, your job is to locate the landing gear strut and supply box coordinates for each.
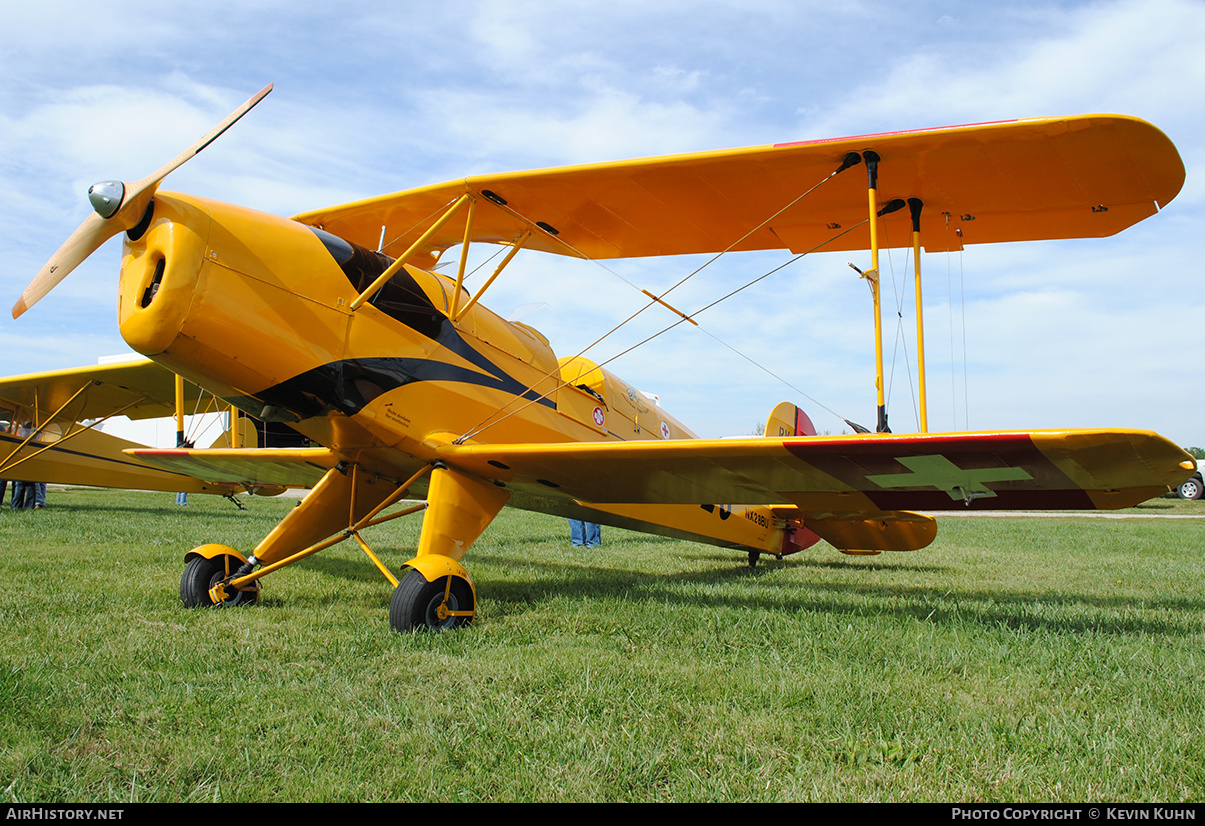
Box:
[176,462,502,633]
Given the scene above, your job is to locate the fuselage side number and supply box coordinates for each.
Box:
[701,504,769,529]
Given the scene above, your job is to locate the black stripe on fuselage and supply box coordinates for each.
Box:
[242,354,557,421]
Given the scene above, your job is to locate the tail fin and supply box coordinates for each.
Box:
[765,401,816,438]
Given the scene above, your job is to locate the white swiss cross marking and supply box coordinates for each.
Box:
[592,406,605,427]
[866,454,1033,501]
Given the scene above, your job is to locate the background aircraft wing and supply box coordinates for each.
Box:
[0,358,211,424]
[293,114,1184,260]
[0,427,243,494]
[0,359,264,494]
[437,429,1193,513]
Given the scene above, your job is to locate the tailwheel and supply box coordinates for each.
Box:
[748,551,761,568]
[180,554,259,607]
[390,568,474,632]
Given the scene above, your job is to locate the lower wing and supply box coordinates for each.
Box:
[125,447,339,491]
[435,429,1193,513]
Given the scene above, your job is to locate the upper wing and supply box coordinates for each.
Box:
[0,358,211,424]
[436,429,1194,513]
[293,115,1184,260]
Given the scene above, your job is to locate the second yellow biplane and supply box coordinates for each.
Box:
[0,357,277,499]
[11,86,1194,630]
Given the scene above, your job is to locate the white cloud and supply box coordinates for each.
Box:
[798,0,1205,138]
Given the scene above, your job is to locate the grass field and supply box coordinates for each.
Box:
[1,488,1202,802]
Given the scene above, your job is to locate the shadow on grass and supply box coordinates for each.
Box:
[3,500,271,520]
[126,495,1201,638]
[465,546,1205,637]
[242,534,1205,638]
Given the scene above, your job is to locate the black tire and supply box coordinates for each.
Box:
[1179,476,1204,501]
[180,555,259,607]
[389,569,474,632]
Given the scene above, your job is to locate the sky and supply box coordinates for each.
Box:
[1,0,1202,448]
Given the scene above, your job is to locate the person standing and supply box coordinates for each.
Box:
[568,519,602,548]
[11,422,37,510]
[11,481,34,509]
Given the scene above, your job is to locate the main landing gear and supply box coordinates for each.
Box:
[178,461,507,632]
[390,569,474,632]
[180,548,260,606]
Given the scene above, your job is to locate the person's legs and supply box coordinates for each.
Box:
[12,482,31,509]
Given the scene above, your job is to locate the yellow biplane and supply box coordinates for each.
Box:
[11,85,1194,630]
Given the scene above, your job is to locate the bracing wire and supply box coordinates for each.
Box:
[456,219,871,444]
[184,388,227,447]
[453,158,866,443]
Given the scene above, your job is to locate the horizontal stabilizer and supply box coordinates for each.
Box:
[805,511,937,554]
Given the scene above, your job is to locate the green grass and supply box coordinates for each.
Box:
[1,489,1202,802]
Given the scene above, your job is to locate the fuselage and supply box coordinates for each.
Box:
[115,191,806,555]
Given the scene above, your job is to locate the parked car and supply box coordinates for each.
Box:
[1179,459,1203,500]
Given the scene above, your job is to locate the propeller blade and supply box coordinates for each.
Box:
[12,83,273,319]
[12,212,111,318]
[127,82,273,203]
